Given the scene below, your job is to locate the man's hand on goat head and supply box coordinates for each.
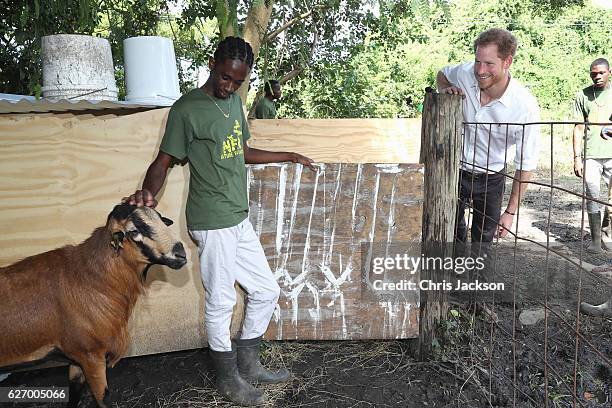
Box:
[123,189,158,208]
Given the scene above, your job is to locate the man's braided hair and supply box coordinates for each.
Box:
[213,36,254,69]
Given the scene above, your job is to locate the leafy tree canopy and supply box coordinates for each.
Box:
[0,0,609,121]
[280,0,611,120]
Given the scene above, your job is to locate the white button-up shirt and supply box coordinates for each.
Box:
[442,62,541,173]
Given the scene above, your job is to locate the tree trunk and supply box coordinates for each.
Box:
[238,1,274,104]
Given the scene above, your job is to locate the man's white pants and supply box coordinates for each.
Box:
[584,158,612,214]
[190,218,280,352]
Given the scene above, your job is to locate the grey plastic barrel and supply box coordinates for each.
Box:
[41,34,118,101]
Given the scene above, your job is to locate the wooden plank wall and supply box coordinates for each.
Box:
[250,163,422,340]
[0,109,422,356]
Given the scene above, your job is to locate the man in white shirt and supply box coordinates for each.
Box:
[436,28,540,251]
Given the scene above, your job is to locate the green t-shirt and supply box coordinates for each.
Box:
[573,85,612,158]
[255,97,277,119]
[160,88,251,230]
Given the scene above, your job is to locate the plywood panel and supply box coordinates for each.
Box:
[0,110,200,357]
[249,118,421,163]
[0,110,422,356]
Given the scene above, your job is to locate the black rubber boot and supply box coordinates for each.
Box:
[587,212,603,254]
[601,208,612,250]
[209,349,265,406]
[235,336,290,384]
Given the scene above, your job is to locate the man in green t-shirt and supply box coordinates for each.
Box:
[254,80,280,119]
[127,37,314,406]
[573,58,612,253]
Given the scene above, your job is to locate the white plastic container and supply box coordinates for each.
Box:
[41,34,118,101]
[123,36,181,105]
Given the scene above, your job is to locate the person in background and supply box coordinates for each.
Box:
[255,79,281,119]
[572,58,612,253]
[436,28,541,255]
[126,37,314,406]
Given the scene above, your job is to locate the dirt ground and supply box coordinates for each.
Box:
[3,168,612,408]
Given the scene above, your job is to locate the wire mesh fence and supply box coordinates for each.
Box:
[451,119,612,407]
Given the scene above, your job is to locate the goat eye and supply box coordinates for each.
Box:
[128,230,142,240]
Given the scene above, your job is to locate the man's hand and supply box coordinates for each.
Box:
[123,189,157,207]
[439,86,464,96]
[290,152,316,172]
[496,211,514,238]
[574,157,583,178]
[436,71,464,96]
[244,144,316,171]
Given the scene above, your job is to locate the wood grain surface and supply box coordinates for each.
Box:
[0,109,422,355]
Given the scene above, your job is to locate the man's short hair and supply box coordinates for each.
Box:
[590,58,610,70]
[474,28,518,60]
[264,80,280,95]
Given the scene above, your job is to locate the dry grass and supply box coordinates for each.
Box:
[151,342,312,408]
[149,341,417,408]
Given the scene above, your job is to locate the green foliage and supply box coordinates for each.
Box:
[214,0,238,38]
[280,0,451,118]
[280,0,612,119]
[0,0,218,96]
[0,0,102,94]
[1,0,609,122]
[1,0,373,98]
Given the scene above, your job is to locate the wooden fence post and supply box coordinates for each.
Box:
[418,91,463,359]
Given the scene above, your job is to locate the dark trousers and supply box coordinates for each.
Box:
[455,171,505,245]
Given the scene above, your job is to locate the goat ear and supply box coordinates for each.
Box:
[110,231,125,252]
[108,202,136,223]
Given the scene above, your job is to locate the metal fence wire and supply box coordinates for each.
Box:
[451,119,612,407]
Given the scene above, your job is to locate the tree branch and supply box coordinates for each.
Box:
[263,4,326,43]
[279,67,302,84]
[248,24,319,117]
[279,24,318,84]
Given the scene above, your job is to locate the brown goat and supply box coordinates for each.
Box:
[0,203,187,407]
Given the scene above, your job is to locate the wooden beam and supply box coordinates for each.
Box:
[418,92,463,359]
[248,118,421,163]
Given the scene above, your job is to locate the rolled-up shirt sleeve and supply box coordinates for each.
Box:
[442,63,465,89]
[513,97,541,171]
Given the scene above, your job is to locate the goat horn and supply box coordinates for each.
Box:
[110,231,125,252]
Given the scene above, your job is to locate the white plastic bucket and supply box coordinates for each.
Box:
[41,34,118,101]
[123,36,181,105]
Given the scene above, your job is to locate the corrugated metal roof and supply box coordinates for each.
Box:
[0,95,164,114]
